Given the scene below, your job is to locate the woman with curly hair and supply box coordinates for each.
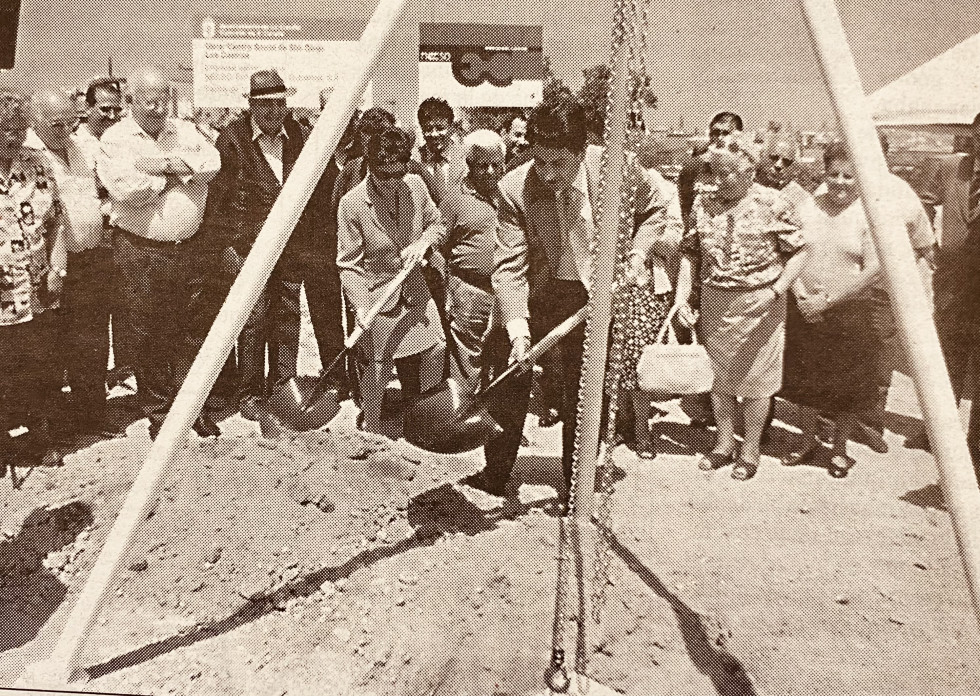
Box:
[780,142,884,478]
[672,133,811,481]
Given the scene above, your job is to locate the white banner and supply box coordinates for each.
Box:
[192,17,371,110]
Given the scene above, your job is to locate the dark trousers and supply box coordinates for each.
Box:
[862,287,897,432]
[61,248,112,426]
[305,259,349,388]
[936,293,980,453]
[114,231,207,430]
[238,275,302,399]
[483,279,588,495]
[1,311,61,448]
[446,273,494,391]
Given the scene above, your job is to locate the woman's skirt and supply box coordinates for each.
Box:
[619,285,672,391]
[781,294,880,414]
[700,284,786,399]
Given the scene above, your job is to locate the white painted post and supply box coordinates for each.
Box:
[801,0,980,630]
[22,0,412,684]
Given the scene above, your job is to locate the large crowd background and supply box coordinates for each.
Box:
[1,60,977,503]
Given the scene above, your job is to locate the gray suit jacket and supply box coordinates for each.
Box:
[491,144,675,330]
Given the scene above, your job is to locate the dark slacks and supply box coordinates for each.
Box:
[446,273,494,391]
[0,311,62,444]
[60,247,112,426]
[935,290,980,453]
[304,259,349,388]
[483,279,588,495]
[238,275,302,399]
[113,230,207,430]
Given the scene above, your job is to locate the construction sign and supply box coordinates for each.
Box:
[418,23,543,108]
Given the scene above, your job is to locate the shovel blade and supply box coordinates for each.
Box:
[402,379,502,454]
[260,376,342,434]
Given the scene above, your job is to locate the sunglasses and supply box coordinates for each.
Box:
[96,105,124,116]
[770,154,795,165]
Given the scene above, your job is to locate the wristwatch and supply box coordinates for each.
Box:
[51,265,67,278]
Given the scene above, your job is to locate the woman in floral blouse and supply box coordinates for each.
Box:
[0,91,66,475]
[672,134,811,481]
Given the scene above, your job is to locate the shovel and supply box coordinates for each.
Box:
[402,305,589,454]
[259,262,417,436]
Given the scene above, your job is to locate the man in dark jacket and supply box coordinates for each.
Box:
[199,70,315,417]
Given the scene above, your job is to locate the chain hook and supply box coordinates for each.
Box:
[544,647,572,693]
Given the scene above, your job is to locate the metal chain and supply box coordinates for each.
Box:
[548,0,636,687]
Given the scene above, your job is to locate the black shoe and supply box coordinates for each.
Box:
[192,414,221,438]
[905,432,930,452]
[460,470,507,497]
[106,366,136,391]
[689,415,716,429]
[853,422,889,454]
[239,396,263,421]
[538,408,561,428]
[148,422,161,441]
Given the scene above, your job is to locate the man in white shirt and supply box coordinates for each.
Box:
[97,67,221,439]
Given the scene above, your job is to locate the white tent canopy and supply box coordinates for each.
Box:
[868,32,980,128]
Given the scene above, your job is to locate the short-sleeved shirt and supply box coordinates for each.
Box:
[97,116,220,241]
[0,149,61,325]
[682,182,806,290]
[439,180,497,279]
[796,192,876,299]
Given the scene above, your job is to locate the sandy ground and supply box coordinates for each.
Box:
[2,294,980,695]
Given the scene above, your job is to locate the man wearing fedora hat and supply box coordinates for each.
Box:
[200,69,318,417]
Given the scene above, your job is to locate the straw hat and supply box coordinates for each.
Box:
[245,70,296,100]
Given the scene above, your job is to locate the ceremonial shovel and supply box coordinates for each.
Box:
[402,305,589,454]
[258,262,417,436]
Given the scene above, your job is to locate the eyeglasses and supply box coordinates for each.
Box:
[770,154,794,166]
[96,105,124,116]
[48,119,78,130]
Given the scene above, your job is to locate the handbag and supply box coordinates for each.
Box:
[636,304,714,395]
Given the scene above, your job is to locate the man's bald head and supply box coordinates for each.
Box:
[30,87,78,151]
[129,67,170,137]
[758,138,798,190]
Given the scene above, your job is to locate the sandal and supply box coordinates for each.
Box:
[697,451,734,471]
[731,458,759,481]
[827,453,855,479]
[781,440,821,467]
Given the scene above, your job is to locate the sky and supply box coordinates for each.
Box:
[6,0,980,130]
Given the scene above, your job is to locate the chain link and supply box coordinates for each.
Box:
[550,0,641,685]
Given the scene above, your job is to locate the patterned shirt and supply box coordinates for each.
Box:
[0,148,61,325]
[682,182,807,290]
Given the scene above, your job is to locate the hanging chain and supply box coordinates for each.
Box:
[548,0,637,688]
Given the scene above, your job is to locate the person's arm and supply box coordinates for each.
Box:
[200,130,240,256]
[335,194,370,320]
[491,181,531,355]
[167,121,222,184]
[97,131,167,205]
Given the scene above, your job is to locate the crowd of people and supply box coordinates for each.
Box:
[2,64,976,500]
